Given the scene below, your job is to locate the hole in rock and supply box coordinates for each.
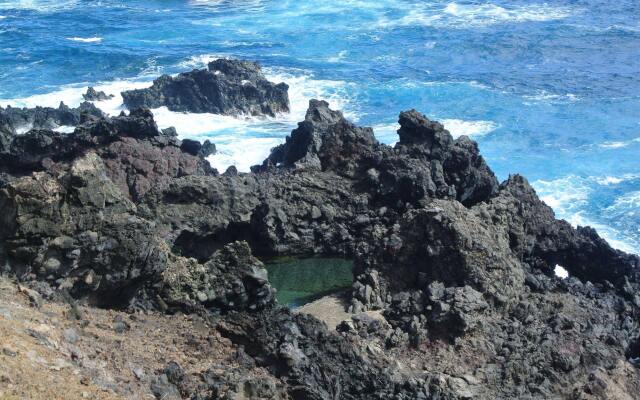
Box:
[554,264,569,279]
[263,257,353,308]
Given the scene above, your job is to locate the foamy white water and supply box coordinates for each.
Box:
[66,36,102,43]
[378,2,574,29]
[0,0,79,11]
[599,137,640,149]
[440,119,498,138]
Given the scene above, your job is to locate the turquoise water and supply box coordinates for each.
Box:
[264,258,353,307]
[0,0,638,252]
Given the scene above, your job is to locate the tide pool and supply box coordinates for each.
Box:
[264,258,353,308]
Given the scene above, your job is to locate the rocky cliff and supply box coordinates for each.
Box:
[0,86,638,399]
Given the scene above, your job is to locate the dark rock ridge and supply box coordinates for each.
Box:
[0,101,104,135]
[1,96,639,399]
[121,59,290,117]
[83,86,114,101]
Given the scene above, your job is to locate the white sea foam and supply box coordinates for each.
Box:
[378,2,574,29]
[442,2,572,24]
[0,79,151,115]
[0,0,79,11]
[327,50,349,63]
[533,175,591,215]
[57,125,76,133]
[177,54,228,70]
[0,15,6,19]
[12,123,73,134]
[522,91,580,104]
[595,173,640,186]
[424,41,436,49]
[596,176,624,186]
[440,119,498,138]
[15,125,32,135]
[607,191,640,213]
[207,137,282,173]
[263,66,356,122]
[599,137,640,149]
[66,37,102,43]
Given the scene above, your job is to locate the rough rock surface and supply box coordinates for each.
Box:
[121,59,290,117]
[0,102,104,135]
[83,87,115,101]
[1,91,639,399]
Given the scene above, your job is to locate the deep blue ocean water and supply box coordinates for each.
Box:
[0,0,638,253]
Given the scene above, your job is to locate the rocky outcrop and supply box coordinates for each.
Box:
[121,59,290,117]
[258,99,497,211]
[83,87,114,101]
[0,102,104,135]
[259,99,378,175]
[1,92,639,399]
[0,108,213,199]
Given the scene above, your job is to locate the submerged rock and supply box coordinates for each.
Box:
[121,59,290,117]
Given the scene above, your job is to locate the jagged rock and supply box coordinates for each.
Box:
[82,87,114,101]
[0,89,639,400]
[260,99,378,175]
[475,175,640,286]
[0,102,104,135]
[0,108,214,199]
[121,59,290,117]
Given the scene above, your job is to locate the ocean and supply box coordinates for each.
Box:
[0,0,638,253]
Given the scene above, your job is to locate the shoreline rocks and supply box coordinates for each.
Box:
[0,90,639,399]
[121,59,290,117]
[0,102,104,136]
[82,87,114,102]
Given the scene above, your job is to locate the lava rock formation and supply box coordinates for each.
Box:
[121,59,290,117]
[1,92,639,399]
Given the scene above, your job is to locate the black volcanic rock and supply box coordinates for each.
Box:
[83,87,114,101]
[121,59,290,117]
[1,94,640,399]
[180,138,216,158]
[0,108,214,198]
[0,101,104,135]
[259,99,378,175]
[216,307,435,400]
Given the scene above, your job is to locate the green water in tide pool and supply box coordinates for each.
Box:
[264,258,353,308]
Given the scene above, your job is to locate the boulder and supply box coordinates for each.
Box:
[121,59,290,117]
